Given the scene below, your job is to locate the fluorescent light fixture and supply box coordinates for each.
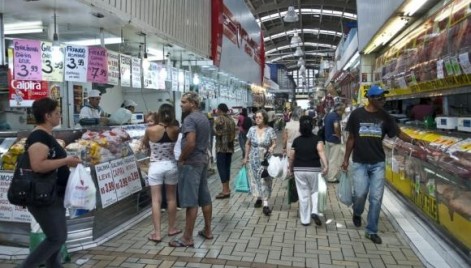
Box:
[64,37,121,46]
[283,6,299,23]
[290,32,302,45]
[364,17,409,54]
[257,8,356,24]
[343,52,360,70]
[294,47,304,57]
[434,0,471,22]
[4,21,43,35]
[403,0,429,16]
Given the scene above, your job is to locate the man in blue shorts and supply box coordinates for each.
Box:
[169,92,213,247]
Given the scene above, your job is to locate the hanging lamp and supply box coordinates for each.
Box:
[290,32,302,45]
[283,6,299,23]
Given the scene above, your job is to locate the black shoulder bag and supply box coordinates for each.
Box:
[7,147,58,207]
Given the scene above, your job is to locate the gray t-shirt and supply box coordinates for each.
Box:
[181,111,210,165]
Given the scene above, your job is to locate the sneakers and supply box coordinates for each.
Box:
[353,215,362,227]
[311,214,322,226]
[365,233,382,244]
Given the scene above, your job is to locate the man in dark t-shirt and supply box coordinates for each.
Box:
[341,85,417,245]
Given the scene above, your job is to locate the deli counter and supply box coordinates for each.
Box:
[0,124,151,251]
[384,126,471,260]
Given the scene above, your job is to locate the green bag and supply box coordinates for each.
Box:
[30,232,71,264]
[287,176,298,204]
[235,166,250,193]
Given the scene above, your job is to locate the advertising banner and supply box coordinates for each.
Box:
[13,39,42,81]
[131,57,142,88]
[107,51,120,85]
[9,78,49,107]
[40,41,64,82]
[64,45,88,82]
[120,54,131,87]
[87,46,108,84]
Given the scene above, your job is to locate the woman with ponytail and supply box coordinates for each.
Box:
[142,103,182,243]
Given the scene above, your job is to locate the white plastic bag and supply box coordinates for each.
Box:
[278,156,289,181]
[267,155,282,178]
[64,164,96,210]
[174,133,183,160]
[318,173,327,213]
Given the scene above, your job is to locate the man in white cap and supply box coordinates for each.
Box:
[109,99,138,125]
[79,89,109,126]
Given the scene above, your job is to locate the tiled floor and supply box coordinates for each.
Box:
[0,141,466,267]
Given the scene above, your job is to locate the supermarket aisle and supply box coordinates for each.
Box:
[0,143,469,267]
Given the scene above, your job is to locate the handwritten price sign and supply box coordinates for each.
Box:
[120,54,131,87]
[13,39,42,81]
[110,158,131,200]
[122,155,142,195]
[87,47,108,83]
[64,45,88,82]
[95,162,118,208]
[40,41,64,82]
[107,51,119,85]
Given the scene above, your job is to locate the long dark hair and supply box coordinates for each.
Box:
[299,115,314,137]
[158,103,176,125]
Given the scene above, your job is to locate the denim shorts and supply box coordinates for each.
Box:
[148,160,178,186]
[178,164,212,208]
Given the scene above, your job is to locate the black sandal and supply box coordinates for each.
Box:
[263,206,272,216]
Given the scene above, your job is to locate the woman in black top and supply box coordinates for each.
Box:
[289,116,328,226]
[20,98,81,268]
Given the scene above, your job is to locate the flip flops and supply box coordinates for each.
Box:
[147,234,161,244]
[197,230,214,240]
[168,230,182,237]
[215,192,231,199]
[169,238,194,248]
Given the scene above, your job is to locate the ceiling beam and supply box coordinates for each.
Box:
[253,1,355,15]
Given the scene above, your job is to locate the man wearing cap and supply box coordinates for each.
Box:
[109,99,138,125]
[324,102,346,183]
[341,85,417,244]
[79,89,109,126]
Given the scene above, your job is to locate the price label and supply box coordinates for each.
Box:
[87,46,108,83]
[110,158,130,200]
[131,57,142,88]
[13,39,42,81]
[107,51,119,85]
[64,45,88,82]
[122,155,142,195]
[120,54,131,87]
[40,41,64,82]
[95,162,118,208]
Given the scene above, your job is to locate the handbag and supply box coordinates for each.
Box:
[7,151,58,207]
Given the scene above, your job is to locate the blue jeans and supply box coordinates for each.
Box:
[351,161,385,234]
[216,152,232,183]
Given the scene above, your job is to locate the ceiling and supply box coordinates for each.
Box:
[244,0,357,71]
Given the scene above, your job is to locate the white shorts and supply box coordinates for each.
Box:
[148,160,178,186]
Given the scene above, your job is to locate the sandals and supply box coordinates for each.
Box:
[147,234,161,244]
[168,230,182,237]
[197,230,214,240]
[169,238,194,248]
[215,192,231,199]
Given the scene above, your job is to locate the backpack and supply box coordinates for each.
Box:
[242,116,252,132]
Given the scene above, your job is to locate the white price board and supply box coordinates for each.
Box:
[94,162,118,208]
[131,57,142,88]
[64,45,88,82]
[110,158,131,200]
[41,41,64,82]
[459,52,471,74]
[107,51,120,85]
[120,54,131,87]
[122,155,142,195]
[0,172,31,223]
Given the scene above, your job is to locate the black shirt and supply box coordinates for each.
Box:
[26,130,70,190]
[291,134,322,170]
[346,107,398,164]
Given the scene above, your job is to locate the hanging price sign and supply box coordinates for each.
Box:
[120,54,131,87]
[64,45,88,82]
[87,46,108,83]
[40,41,64,82]
[131,57,142,88]
[13,39,42,81]
[107,51,119,85]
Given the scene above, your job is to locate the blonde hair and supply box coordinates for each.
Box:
[182,92,200,108]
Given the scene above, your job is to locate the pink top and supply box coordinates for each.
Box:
[237,115,245,132]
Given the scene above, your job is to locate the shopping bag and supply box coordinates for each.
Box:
[287,176,298,204]
[318,173,327,213]
[336,171,353,206]
[64,164,97,210]
[278,156,289,181]
[267,155,282,178]
[234,166,250,193]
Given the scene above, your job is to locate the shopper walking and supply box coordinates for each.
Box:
[170,92,213,247]
[237,108,251,158]
[143,104,181,243]
[242,110,277,216]
[282,107,303,154]
[213,103,236,199]
[324,103,346,183]
[289,115,328,226]
[342,85,418,244]
[19,98,82,268]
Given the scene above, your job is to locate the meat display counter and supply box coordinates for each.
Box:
[384,126,471,261]
[0,124,150,252]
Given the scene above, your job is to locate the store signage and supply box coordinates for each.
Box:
[0,172,31,223]
[122,155,142,195]
[131,57,142,88]
[95,162,118,208]
[87,46,108,84]
[120,54,131,87]
[459,52,471,74]
[171,67,178,92]
[64,45,88,82]
[9,78,49,107]
[107,51,120,85]
[110,158,130,200]
[184,71,191,92]
[40,41,64,82]
[13,39,42,81]
[143,62,158,89]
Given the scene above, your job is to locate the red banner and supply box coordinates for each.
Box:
[9,68,48,107]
